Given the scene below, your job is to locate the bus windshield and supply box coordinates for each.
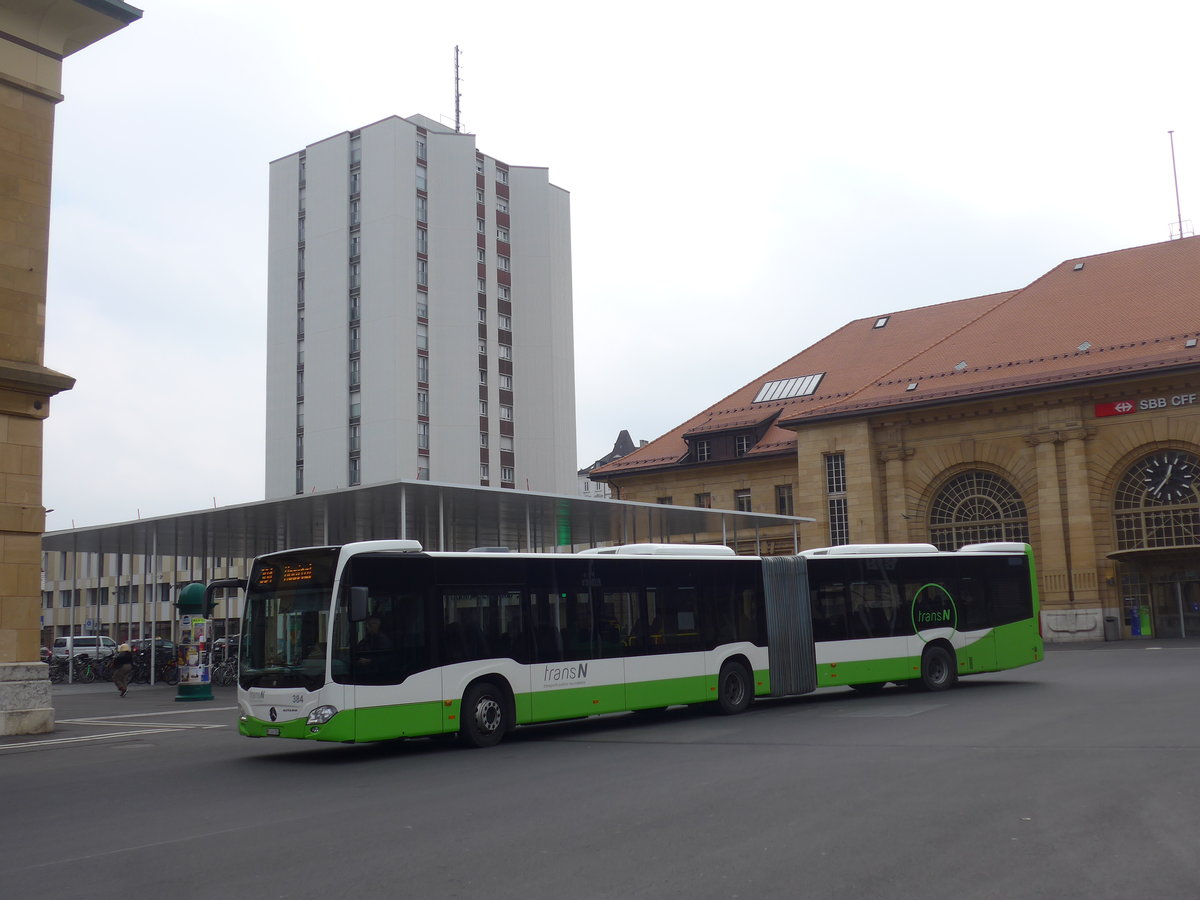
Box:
[239,549,339,691]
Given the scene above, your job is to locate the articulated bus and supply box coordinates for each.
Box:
[235,541,1042,747]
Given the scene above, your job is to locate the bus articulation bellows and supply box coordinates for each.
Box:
[233,541,1042,747]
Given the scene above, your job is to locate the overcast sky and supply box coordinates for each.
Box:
[42,0,1200,530]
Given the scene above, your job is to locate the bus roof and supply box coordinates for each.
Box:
[577,543,737,557]
[800,541,1029,557]
[800,543,938,557]
[328,540,741,559]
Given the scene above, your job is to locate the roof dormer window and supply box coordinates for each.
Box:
[753,373,824,403]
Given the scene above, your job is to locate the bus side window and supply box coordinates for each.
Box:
[529,591,564,663]
[599,589,636,658]
[442,593,490,662]
[955,576,989,631]
[989,558,1033,624]
[729,566,765,646]
[849,580,902,638]
[644,584,703,654]
[566,591,594,659]
[811,584,849,641]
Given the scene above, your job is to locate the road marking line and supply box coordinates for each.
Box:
[0,728,179,750]
[57,719,229,730]
[61,706,237,723]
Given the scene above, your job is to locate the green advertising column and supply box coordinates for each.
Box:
[174,583,212,702]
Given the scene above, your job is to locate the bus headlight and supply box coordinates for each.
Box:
[306,705,338,725]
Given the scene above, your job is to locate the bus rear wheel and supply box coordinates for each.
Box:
[715,661,753,715]
[460,681,507,748]
[917,644,958,692]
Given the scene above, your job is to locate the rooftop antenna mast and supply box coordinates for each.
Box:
[454,45,462,133]
[1168,130,1192,239]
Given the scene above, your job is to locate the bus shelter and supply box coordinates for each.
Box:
[42,478,813,566]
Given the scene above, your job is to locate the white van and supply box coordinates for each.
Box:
[51,635,118,660]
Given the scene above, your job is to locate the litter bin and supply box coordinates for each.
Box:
[1103,615,1120,642]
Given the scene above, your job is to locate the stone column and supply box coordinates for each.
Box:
[0,367,71,735]
[0,2,141,735]
[1061,428,1100,608]
[880,447,914,541]
[1026,432,1069,610]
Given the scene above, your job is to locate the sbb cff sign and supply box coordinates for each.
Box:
[1095,401,1135,417]
[1095,394,1198,417]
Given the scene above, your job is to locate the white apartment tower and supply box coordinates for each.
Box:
[265,115,577,498]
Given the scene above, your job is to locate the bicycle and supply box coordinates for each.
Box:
[72,655,98,683]
[158,658,180,685]
[131,656,151,684]
[47,658,68,683]
[212,655,238,686]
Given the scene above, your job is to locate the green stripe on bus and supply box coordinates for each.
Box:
[817,657,918,687]
[239,714,356,741]
[993,619,1043,668]
[353,700,444,740]
[242,669,780,744]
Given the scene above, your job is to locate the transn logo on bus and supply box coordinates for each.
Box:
[543,663,588,685]
[911,583,957,639]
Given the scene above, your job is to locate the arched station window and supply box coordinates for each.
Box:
[1113,450,1200,550]
[928,470,1029,551]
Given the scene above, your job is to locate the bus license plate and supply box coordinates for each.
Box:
[266,727,280,736]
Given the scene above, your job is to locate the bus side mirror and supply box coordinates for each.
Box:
[349,586,369,622]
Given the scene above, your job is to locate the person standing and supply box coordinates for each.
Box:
[112,643,134,697]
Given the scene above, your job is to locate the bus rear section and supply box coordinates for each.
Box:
[798,542,1043,692]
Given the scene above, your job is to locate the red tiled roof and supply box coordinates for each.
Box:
[593,237,1200,478]
[682,409,780,438]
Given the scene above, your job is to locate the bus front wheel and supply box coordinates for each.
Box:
[460,681,507,748]
[917,644,958,692]
[715,661,753,715]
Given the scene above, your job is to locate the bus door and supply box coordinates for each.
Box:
[625,583,707,708]
[951,570,996,673]
[528,583,624,720]
[344,578,443,741]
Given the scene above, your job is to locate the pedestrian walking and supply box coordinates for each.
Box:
[112,643,134,697]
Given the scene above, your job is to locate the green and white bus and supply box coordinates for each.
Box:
[235,540,1042,747]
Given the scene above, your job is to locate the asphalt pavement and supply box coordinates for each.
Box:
[4,639,1200,899]
[11,635,1200,747]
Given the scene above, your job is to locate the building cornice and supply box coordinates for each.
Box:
[0,359,75,417]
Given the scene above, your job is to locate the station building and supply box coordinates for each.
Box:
[591,237,1200,642]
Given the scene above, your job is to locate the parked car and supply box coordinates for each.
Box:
[51,635,118,660]
[212,634,240,655]
[130,637,176,659]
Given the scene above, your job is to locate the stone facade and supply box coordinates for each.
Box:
[607,453,802,555]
